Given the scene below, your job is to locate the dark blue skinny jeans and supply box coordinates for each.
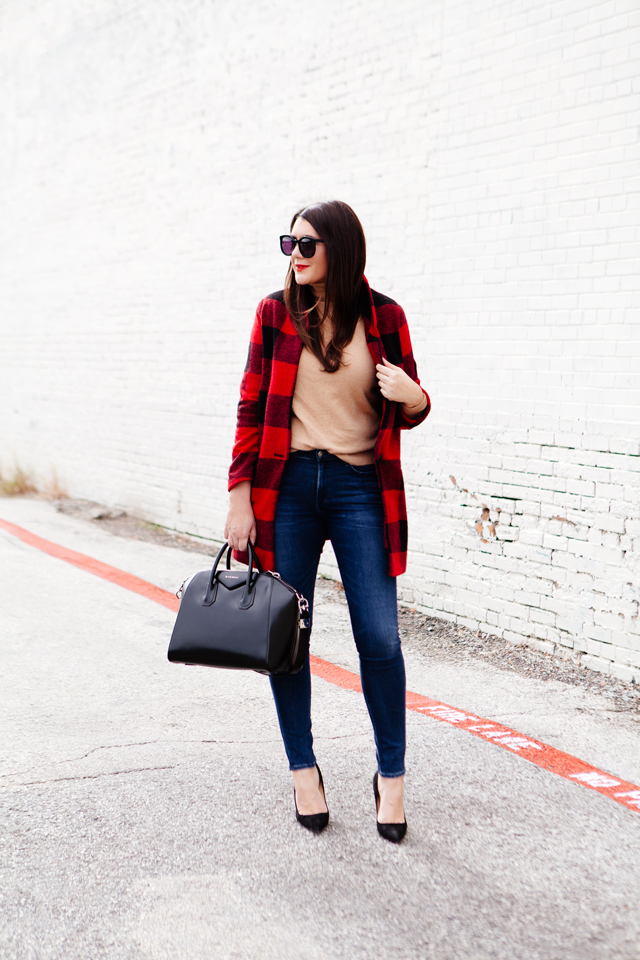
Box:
[269,450,406,778]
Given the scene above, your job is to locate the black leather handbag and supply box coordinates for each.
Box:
[167,541,310,676]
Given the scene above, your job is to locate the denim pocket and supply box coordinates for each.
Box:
[348,462,378,475]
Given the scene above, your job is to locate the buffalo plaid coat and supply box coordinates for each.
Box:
[228,279,430,577]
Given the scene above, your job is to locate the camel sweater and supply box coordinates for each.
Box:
[290,319,381,465]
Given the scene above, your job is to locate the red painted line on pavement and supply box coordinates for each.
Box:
[0,518,179,613]
[3,516,640,816]
[308,654,640,814]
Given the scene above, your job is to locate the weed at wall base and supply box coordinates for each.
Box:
[0,465,37,497]
[0,464,68,499]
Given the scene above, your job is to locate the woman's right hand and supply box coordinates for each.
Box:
[224,480,257,552]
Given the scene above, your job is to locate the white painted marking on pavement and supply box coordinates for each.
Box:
[614,790,640,808]
[417,706,474,723]
[570,772,622,789]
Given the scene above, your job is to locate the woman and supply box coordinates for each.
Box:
[225,201,430,842]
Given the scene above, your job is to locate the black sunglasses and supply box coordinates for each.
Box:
[280,235,325,258]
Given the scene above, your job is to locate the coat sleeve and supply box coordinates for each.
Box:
[392,307,431,430]
[228,305,264,491]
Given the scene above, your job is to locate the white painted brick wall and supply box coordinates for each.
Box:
[1,0,638,680]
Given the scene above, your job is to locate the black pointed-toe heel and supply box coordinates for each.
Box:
[294,764,329,834]
[373,772,407,844]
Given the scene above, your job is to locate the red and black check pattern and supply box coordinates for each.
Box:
[228,279,430,576]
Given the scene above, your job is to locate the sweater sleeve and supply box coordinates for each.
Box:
[228,306,264,491]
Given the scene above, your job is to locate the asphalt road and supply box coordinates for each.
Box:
[1,498,639,960]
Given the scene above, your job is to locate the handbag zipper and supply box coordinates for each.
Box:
[267,571,310,667]
[267,571,310,615]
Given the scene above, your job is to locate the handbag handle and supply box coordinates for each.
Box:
[238,540,263,609]
[204,540,263,606]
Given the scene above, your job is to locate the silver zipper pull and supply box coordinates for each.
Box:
[176,572,198,599]
[176,578,188,600]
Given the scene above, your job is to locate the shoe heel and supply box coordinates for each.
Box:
[294,764,329,834]
[373,772,407,844]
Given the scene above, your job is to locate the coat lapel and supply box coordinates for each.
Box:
[363,276,384,366]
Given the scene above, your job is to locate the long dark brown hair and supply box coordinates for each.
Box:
[284,200,368,372]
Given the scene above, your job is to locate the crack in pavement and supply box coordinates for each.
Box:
[0,733,363,786]
[0,733,369,788]
[0,738,282,781]
[8,765,180,787]
[0,740,166,779]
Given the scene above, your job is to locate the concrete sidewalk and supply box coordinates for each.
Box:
[1,498,639,960]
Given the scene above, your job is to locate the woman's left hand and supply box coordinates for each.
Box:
[376,357,426,411]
